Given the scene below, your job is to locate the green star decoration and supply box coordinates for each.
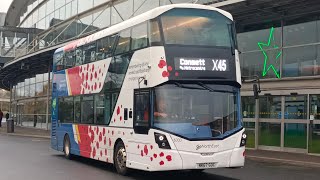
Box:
[258,27,282,78]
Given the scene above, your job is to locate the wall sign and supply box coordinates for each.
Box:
[258,27,281,78]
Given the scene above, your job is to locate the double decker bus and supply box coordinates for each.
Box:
[51,3,246,175]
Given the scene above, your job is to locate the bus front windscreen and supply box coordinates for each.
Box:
[160,8,235,47]
[153,83,240,140]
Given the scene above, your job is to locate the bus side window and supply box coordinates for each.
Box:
[83,42,96,64]
[59,97,74,123]
[131,22,148,50]
[96,35,116,60]
[134,90,150,134]
[64,50,75,69]
[114,29,131,55]
[95,94,105,125]
[56,54,64,71]
[81,96,94,124]
[149,18,162,46]
[75,47,83,66]
[53,51,63,72]
[74,96,81,123]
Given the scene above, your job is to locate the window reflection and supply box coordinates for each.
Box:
[111,54,131,89]
[285,96,307,119]
[131,23,148,50]
[30,84,36,97]
[114,29,131,55]
[259,96,281,119]
[43,81,49,96]
[310,95,320,120]
[36,100,47,114]
[283,46,317,77]
[161,8,232,47]
[283,21,317,46]
[242,96,255,118]
[83,43,96,63]
[74,96,81,123]
[81,96,94,124]
[36,82,44,96]
[95,94,105,124]
[96,35,116,60]
[25,85,30,97]
[237,27,281,52]
[59,97,74,123]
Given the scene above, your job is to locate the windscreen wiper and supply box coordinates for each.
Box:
[198,82,233,93]
[174,82,206,90]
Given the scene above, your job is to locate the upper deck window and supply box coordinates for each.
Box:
[83,43,97,64]
[54,51,64,71]
[160,8,233,47]
[114,29,131,55]
[96,35,117,60]
[131,22,148,50]
[64,50,75,69]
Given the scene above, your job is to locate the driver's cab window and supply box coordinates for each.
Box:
[134,90,150,134]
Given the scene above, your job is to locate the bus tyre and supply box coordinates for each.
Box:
[114,141,129,175]
[63,135,73,160]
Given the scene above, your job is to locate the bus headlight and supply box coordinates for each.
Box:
[240,133,247,147]
[154,132,171,149]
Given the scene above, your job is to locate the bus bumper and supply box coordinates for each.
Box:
[178,146,245,169]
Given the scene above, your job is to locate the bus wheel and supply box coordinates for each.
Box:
[63,135,73,160]
[114,141,129,175]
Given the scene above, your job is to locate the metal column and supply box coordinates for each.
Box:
[45,65,51,130]
[0,31,3,56]
[255,98,259,149]
[281,96,285,150]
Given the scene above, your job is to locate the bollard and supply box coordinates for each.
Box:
[6,118,14,133]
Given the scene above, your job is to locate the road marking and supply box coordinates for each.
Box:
[247,155,320,167]
[31,139,45,142]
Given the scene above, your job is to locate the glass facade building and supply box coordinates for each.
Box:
[238,19,320,79]
[2,0,320,154]
[11,72,52,129]
[239,15,320,153]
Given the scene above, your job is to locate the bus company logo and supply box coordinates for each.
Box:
[196,144,219,150]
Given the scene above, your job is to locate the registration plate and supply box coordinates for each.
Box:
[197,163,216,168]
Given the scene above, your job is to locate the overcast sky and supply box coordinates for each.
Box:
[0,0,13,13]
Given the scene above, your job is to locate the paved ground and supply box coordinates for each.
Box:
[1,134,320,180]
[0,123,50,138]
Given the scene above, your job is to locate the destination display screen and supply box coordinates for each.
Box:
[174,57,229,72]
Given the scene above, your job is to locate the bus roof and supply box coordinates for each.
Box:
[56,3,233,53]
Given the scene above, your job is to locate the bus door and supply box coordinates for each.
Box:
[133,89,151,135]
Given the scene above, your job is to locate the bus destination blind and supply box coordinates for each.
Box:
[174,57,229,72]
